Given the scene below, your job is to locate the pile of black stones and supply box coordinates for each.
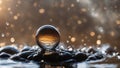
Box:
[0,44,119,65]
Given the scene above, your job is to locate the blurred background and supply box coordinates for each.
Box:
[0,0,120,50]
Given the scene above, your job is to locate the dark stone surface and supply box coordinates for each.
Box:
[86,53,104,61]
[0,46,19,55]
[0,52,11,59]
[18,51,34,59]
[21,46,31,52]
[0,46,107,63]
[73,52,88,62]
[27,52,43,61]
[59,52,73,61]
[87,56,97,61]
[43,52,60,62]
[10,55,29,62]
[105,47,117,55]
[86,47,97,54]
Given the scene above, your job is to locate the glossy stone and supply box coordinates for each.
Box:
[0,52,11,59]
[43,52,60,62]
[21,46,31,52]
[86,47,97,54]
[0,46,19,55]
[87,53,104,61]
[73,52,88,62]
[59,52,73,61]
[10,55,29,62]
[27,52,43,61]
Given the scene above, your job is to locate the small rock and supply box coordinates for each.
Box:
[17,51,34,59]
[0,46,19,55]
[10,55,29,62]
[95,53,104,59]
[0,52,11,59]
[87,56,97,61]
[105,47,117,55]
[43,52,60,62]
[21,46,31,52]
[86,47,97,54]
[27,51,43,61]
[87,53,104,61]
[59,52,73,61]
[73,52,88,62]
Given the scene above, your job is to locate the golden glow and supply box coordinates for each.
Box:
[77,20,82,24]
[0,0,2,5]
[110,31,115,37]
[0,42,6,47]
[39,35,58,46]
[116,20,120,25]
[13,15,18,20]
[90,32,95,37]
[81,8,87,12]
[71,37,76,42]
[10,37,15,43]
[39,8,45,14]
[96,40,101,45]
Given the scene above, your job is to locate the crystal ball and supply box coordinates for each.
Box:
[36,25,60,50]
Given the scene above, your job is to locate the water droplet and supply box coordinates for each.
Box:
[36,25,60,50]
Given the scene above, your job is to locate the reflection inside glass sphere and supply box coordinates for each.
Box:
[36,25,60,50]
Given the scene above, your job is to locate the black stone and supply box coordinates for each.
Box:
[0,52,11,59]
[105,47,117,55]
[95,53,104,59]
[43,52,60,62]
[17,51,34,59]
[21,46,31,52]
[59,52,73,61]
[86,53,104,61]
[10,55,29,62]
[86,47,97,54]
[27,52,43,61]
[0,46,19,55]
[73,52,88,62]
[86,56,97,61]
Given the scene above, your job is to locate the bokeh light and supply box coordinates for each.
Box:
[0,0,119,51]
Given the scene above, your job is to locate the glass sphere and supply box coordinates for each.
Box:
[36,25,60,50]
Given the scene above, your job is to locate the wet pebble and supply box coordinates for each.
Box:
[59,52,73,61]
[105,47,117,55]
[86,47,97,54]
[87,53,104,61]
[43,52,60,62]
[10,55,29,62]
[73,52,88,62]
[0,52,11,59]
[0,46,19,55]
[27,51,43,61]
[17,51,34,59]
[86,55,97,61]
[21,46,31,52]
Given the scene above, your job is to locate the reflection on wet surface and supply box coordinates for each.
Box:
[0,59,120,68]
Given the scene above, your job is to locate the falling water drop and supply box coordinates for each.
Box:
[36,25,60,50]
